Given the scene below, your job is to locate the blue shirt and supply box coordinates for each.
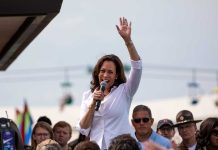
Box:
[139,130,172,150]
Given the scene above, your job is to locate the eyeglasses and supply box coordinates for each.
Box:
[35,133,50,137]
[211,130,218,137]
[133,117,150,123]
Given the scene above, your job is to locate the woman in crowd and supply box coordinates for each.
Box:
[31,121,54,150]
[196,117,218,150]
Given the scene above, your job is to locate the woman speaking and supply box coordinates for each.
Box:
[78,17,142,150]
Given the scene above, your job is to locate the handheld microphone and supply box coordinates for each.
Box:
[95,80,107,111]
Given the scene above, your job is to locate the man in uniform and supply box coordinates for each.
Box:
[174,110,202,150]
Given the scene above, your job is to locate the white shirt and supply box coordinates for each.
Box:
[188,144,196,150]
[78,59,142,150]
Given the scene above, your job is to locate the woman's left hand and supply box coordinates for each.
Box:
[116,17,132,42]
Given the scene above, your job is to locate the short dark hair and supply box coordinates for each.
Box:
[74,141,100,150]
[132,105,152,118]
[108,134,140,150]
[53,121,72,136]
[37,116,52,126]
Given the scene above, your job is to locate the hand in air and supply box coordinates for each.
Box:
[116,17,132,42]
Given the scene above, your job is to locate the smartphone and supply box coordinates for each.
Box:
[2,130,15,150]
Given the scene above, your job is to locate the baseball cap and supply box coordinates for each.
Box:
[157,119,174,129]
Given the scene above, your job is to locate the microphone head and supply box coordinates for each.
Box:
[100,80,107,91]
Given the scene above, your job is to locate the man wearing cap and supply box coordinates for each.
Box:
[157,119,175,140]
[174,110,202,150]
[131,105,172,150]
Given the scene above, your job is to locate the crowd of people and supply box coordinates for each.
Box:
[2,17,217,150]
[22,109,218,150]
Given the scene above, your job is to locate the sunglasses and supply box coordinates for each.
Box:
[133,117,150,123]
[211,130,218,137]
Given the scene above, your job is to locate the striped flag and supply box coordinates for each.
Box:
[15,109,22,130]
[16,101,33,145]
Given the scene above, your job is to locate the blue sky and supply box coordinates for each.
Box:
[0,0,218,106]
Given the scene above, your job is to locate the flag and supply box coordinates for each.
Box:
[15,108,22,130]
[16,101,33,145]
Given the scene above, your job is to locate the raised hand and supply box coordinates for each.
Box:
[116,17,140,61]
[116,17,132,42]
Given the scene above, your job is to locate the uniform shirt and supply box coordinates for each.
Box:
[178,142,197,150]
[140,130,172,150]
[78,59,142,150]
